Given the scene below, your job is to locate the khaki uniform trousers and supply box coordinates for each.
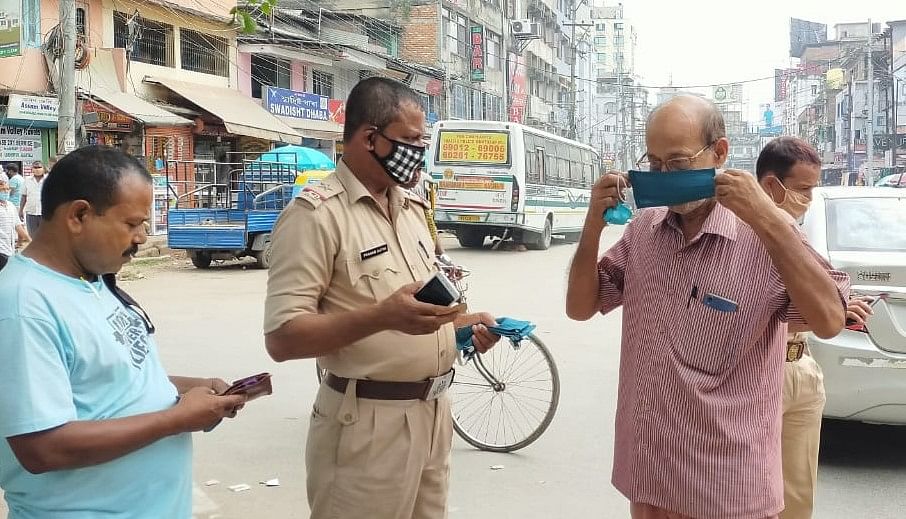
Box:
[630,503,779,519]
[306,380,453,519]
[780,353,826,519]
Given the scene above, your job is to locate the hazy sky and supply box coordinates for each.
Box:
[615,0,904,120]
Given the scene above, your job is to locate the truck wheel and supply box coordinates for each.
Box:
[190,251,212,269]
[526,218,553,251]
[254,240,273,270]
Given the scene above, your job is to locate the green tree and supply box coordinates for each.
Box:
[231,0,278,34]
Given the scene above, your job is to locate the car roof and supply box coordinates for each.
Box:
[815,186,906,200]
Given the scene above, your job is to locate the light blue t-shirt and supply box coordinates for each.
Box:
[0,255,192,518]
[7,175,22,208]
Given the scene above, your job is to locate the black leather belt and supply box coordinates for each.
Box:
[325,370,455,400]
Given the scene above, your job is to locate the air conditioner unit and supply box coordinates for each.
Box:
[511,20,538,38]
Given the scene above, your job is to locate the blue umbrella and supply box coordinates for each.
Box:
[257,145,335,171]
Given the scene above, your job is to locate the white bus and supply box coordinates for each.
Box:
[427,120,600,250]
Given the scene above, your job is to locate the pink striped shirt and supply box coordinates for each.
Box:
[597,204,849,519]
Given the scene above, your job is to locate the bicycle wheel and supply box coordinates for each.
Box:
[450,333,560,453]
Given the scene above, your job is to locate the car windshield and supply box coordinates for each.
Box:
[826,197,906,252]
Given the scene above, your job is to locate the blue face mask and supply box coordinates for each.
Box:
[603,181,636,226]
[604,202,633,225]
[628,168,716,209]
[0,192,9,203]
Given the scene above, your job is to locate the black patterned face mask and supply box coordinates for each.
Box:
[371,133,426,185]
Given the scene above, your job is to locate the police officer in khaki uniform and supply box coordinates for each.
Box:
[264,77,500,519]
[756,137,872,519]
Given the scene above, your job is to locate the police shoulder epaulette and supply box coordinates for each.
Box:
[405,190,431,209]
[296,186,333,209]
[295,175,343,208]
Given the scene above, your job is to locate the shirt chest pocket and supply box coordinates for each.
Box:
[345,254,403,302]
[666,295,742,383]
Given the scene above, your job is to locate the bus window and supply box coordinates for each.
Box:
[537,149,547,184]
[548,142,569,185]
[525,134,540,183]
[569,146,583,186]
[581,149,594,187]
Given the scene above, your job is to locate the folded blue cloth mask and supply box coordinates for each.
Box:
[456,317,537,360]
[628,168,717,209]
[603,176,635,225]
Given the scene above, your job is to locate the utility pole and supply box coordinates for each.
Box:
[501,7,510,122]
[617,54,626,169]
[867,19,876,185]
[628,82,636,166]
[567,8,578,140]
[564,5,591,140]
[57,0,77,154]
[891,28,899,171]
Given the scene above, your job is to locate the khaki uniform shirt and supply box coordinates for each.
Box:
[264,161,456,382]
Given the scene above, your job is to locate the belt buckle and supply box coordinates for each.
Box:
[786,342,804,362]
[424,369,455,400]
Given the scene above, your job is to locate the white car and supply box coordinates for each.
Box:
[875,174,906,188]
[800,187,906,425]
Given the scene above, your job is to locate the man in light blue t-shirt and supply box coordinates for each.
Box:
[0,147,247,519]
[5,163,23,209]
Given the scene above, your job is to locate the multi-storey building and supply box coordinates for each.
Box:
[589,2,646,169]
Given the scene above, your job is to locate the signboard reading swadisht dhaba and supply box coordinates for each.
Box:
[437,131,508,164]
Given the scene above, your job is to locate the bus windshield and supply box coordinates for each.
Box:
[435,130,511,166]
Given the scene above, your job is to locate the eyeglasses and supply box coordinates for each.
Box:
[636,142,716,172]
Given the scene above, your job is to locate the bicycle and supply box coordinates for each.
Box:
[316,260,560,453]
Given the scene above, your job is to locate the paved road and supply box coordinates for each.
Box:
[2,229,905,518]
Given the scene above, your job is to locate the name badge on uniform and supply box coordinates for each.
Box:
[360,244,389,261]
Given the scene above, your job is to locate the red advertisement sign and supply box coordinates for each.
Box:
[470,26,485,82]
[508,52,527,123]
[328,99,346,125]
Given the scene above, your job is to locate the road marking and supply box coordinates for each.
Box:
[841,357,906,369]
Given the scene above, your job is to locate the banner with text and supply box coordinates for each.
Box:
[470,26,485,82]
[0,127,43,174]
[437,131,509,164]
[0,0,22,57]
[266,86,330,121]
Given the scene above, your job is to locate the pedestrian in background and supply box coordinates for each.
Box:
[755,136,874,519]
[5,164,23,210]
[0,173,29,270]
[566,95,850,519]
[20,161,47,237]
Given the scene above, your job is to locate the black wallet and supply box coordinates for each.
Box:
[414,272,460,306]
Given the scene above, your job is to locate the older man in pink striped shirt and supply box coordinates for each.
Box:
[567,96,849,519]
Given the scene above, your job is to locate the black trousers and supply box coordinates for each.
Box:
[0,253,8,271]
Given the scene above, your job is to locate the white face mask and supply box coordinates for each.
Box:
[669,198,712,215]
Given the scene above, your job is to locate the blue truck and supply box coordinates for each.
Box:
[166,148,334,269]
